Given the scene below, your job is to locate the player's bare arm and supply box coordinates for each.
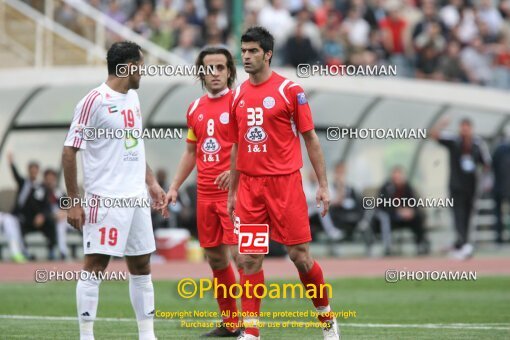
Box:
[167,143,197,205]
[302,129,330,217]
[62,145,86,231]
[146,163,168,217]
[227,143,239,220]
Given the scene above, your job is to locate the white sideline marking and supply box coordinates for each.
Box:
[0,315,509,330]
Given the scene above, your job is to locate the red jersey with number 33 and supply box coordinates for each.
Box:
[186,89,233,201]
[228,72,314,176]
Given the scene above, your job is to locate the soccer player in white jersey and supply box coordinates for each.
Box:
[62,41,168,340]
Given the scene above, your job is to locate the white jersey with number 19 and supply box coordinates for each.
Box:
[64,82,146,198]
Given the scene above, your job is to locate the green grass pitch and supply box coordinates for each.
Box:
[0,277,509,339]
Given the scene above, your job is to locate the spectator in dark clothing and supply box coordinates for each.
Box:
[430,117,491,259]
[329,162,364,241]
[439,40,468,82]
[8,153,57,259]
[491,135,510,243]
[372,166,429,255]
[284,22,320,67]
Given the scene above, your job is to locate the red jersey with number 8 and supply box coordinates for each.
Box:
[228,72,314,176]
[186,89,233,201]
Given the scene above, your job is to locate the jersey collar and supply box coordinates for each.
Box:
[207,87,229,99]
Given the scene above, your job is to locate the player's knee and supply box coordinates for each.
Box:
[288,248,313,272]
[207,255,229,270]
[242,254,263,273]
[126,255,151,275]
[83,261,108,274]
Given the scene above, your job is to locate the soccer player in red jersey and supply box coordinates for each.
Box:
[166,46,243,337]
[227,27,340,340]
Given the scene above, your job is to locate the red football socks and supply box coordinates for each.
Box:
[241,270,265,337]
[212,264,239,329]
[298,261,333,322]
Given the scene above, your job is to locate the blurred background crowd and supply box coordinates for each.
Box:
[44,0,510,88]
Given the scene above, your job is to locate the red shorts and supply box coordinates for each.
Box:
[235,170,312,246]
[197,199,237,248]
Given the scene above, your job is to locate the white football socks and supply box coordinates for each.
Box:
[129,274,156,340]
[76,271,101,340]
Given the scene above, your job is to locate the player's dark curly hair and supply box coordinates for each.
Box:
[195,46,237,89]
[241,26,274,65]
[107,41,142,75]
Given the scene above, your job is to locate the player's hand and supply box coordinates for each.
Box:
[227,193,236,223]
[166,186,178,206]
[67,206,85,231]
[316,185,330,217]
[7,151,13,164]
[214,170,230,191]
[149,183,169,218]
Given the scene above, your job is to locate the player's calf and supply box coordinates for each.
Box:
[77,254,110,340]
[287,243,340,339]
[202,246,241,337]
[126,254,156,340]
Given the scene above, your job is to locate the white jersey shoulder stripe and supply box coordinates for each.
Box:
[278,79,292,105]
[188,98,201,116]
[232,85,241,105]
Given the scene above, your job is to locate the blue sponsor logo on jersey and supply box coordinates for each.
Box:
[297,92,307,105]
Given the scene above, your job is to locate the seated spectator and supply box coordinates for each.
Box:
[322,25,345,65]
[477,0,504,36]
[416,43,443,80]
[341,7,371,52]
[172,26,200,64]
[460,35,493,85]
[439,0,463,31]
[106,0,128,24]
[329,162,364,241]
[371,166,429,255]
[284,22,321,67]
[149,13,173,49]
[438,40,468,82]
[315,0,342,28]
[294,8,323,52]
[8,153,57,260]
[303,169,341,241]
[379,0,412,76]
[156,0,178,25]
[258,0,295,63]
[414,22,446,79]
[127,8,151,38]
[454,5,478,44]
[181,0,204,26]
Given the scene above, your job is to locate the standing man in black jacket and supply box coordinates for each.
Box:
[430,117,491,259]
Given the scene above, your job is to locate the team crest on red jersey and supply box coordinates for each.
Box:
[244,126,268,143]
[201,137,221,154]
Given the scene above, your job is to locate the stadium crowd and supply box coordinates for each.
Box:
[46,0,510,88]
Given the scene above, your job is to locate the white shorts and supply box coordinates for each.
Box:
[82,193,156,257]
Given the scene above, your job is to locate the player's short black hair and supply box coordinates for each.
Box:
[195,45,237,88]
[241,26,274,64]
[107,41,142,75]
